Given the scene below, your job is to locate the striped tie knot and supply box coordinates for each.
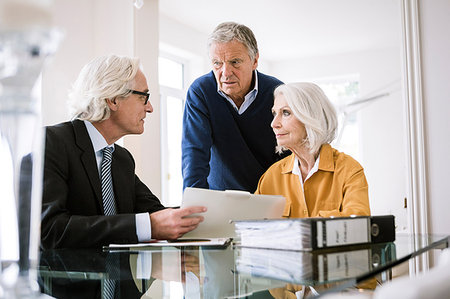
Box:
[102,146,113,163]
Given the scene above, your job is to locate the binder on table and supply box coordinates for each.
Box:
[234,215,395,251]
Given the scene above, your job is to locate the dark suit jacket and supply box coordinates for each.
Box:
[41,120,165,249]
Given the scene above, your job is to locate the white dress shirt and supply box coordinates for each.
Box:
[292,154,321,191]
[217,70,259,114]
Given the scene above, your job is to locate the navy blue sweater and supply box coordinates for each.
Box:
[182,71,283,192]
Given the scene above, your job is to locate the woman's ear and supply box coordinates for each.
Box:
[106,98,118,111]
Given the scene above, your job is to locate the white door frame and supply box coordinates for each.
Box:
[401,0,429,273]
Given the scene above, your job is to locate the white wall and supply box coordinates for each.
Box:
[125,0,161,197]
[419,0,450,235]
[42,0,134,126]
[159,14,208,88]
[270,48,408,231]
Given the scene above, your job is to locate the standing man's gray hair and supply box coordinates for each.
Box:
[207,22,259,60]
[68,55,141,122]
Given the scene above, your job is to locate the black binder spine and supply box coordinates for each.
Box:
[312,215,395,250]
[369,215,396,244]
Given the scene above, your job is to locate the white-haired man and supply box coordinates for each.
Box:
[41,55,205,249]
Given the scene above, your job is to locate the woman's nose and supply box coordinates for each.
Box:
[271,115,280,128]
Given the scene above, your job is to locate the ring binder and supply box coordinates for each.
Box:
[234,215,395,251]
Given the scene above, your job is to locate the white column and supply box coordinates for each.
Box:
[124,0,162,198]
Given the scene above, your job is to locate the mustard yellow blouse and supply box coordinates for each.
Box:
[255,144,370,218]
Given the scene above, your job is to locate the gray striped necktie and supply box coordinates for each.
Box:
[103,254,118,299]
[101,147,117,215]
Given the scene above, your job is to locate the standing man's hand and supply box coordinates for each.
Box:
[149,206,206,240]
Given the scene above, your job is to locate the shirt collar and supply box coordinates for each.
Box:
[281,144,335,174]
[217,70,259,113]
[84,120,115,153]
[318,143,334,172]
[281,153,296,174]
[292,154,321,181]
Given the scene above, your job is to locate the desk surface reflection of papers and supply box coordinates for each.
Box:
[235,243,396,286]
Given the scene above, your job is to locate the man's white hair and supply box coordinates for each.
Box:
[69,55,141,122]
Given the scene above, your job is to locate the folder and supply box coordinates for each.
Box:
[234,215,395,251]
[180,187,285,238]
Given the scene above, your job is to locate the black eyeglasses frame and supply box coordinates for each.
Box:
[129,89,151,105]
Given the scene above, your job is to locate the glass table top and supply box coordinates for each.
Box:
[38,233,448,298]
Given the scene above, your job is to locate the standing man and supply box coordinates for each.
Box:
[41,55,205,249]
[182,22,283,192]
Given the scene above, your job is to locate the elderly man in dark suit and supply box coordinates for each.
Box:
[41,55,205,249]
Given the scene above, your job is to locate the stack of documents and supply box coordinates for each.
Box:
[234,215,395,251]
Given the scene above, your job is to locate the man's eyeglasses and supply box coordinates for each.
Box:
[129,90,151,105]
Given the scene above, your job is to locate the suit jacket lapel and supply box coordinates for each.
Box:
[72,120,103,210]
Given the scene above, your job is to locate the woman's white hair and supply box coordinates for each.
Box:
[68,55,141,122]
[274,82,338,155]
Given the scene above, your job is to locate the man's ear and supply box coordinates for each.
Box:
[252,52,259,70]
[106,98,118,111]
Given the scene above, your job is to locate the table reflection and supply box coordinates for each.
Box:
[235,242,396,284]
[39,249,146,298]
[37,234,448,298]
[38,247,240,299]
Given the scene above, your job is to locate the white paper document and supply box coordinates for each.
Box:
[106,237,232,249]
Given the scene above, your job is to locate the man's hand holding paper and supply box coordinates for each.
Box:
[150,206,207,240]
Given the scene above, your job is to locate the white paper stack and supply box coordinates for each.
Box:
[235,219,313,250]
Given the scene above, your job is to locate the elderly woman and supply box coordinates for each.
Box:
[255,82,370,218]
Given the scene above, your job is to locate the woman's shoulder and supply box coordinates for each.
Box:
[329,146,364,172]
[257,154,295,193]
